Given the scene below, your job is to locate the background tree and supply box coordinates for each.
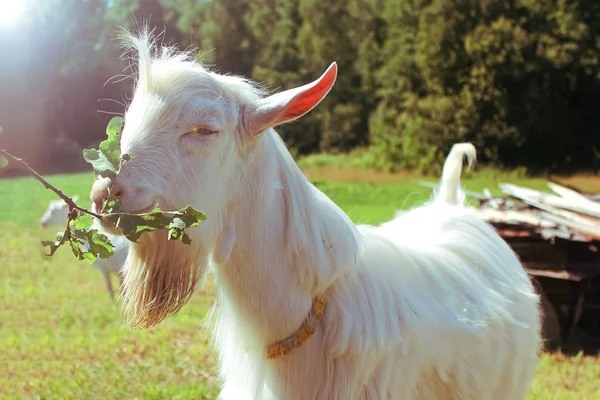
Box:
[371,0,600,173]
[1,0,599,175]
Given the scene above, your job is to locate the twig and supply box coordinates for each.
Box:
[0,148,103,219]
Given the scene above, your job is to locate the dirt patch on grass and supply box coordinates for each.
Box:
[554,174,600,193]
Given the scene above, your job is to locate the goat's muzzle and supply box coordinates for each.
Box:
[90,177,112,214]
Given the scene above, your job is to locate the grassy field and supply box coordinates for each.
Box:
[1,168,599,399]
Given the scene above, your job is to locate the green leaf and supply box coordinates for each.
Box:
[82,148,118,179]
[168,217,186,241]
[177,205,207,227]
[41,201,206,259]
[99,116,123,168]
[106,116,123,137]
[42,215,119,263]
[88,230,116,259]
[82,251,97,263]
[169,217,186,230]
[101,197,123,214]
[71,228,116,262]
[181,233,192,245]
[100,204,207,245]
[74,214,93,230]
[83,116,123,179]
[41,228,71,259]
[69,238,91,262]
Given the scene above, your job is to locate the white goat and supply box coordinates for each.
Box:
[91,31,541,399]
[40,196,81,228]
[40,197,129,301]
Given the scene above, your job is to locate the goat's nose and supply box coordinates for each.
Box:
[110,182,124,198]
[90,177,113,213]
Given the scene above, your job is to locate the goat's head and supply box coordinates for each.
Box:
[90,31,337,329]
[40,196,79,228]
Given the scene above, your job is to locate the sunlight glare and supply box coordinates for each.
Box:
[0,0,26,28]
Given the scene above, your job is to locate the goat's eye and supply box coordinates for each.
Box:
[183,127,218,136]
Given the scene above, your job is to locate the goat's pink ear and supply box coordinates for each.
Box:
[247,62,338,135]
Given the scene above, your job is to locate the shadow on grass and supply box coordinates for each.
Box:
[547,327,600,357]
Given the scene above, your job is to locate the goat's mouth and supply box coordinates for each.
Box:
[128,204,157,215]
[97,202,164,236]
[104,200,157,215]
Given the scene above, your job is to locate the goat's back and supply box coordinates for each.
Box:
[320,201,541,399]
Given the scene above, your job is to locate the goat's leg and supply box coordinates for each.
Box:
[102,269,116,302]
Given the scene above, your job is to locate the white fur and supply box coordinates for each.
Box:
[92,31,541,399]
[40,197,129,300]
[436,143,477,205]
[40,196,80,228]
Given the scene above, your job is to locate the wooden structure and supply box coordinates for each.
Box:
[419,180,600,350]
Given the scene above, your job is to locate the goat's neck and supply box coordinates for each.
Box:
[216,246,311,347]
[214,142,319,345]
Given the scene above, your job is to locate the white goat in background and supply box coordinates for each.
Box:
[91,30,541,399]
[40,197,129,301]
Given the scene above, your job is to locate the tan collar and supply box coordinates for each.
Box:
[266,287,332,359]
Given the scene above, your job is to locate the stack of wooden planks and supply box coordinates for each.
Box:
[418,178,600,243]
[471,181,600,243]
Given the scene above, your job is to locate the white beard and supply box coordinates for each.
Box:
[119,229,209,329]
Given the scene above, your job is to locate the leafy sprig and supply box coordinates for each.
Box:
[0,118,206,263]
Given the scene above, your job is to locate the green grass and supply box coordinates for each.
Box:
[297,147,377,170]
[0,171,599,399]
[296,148,531,180]
[0,169,569,229]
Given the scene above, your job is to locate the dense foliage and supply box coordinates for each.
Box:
[0,0,599,174]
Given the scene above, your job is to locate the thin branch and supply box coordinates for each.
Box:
[0,149,103,219]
